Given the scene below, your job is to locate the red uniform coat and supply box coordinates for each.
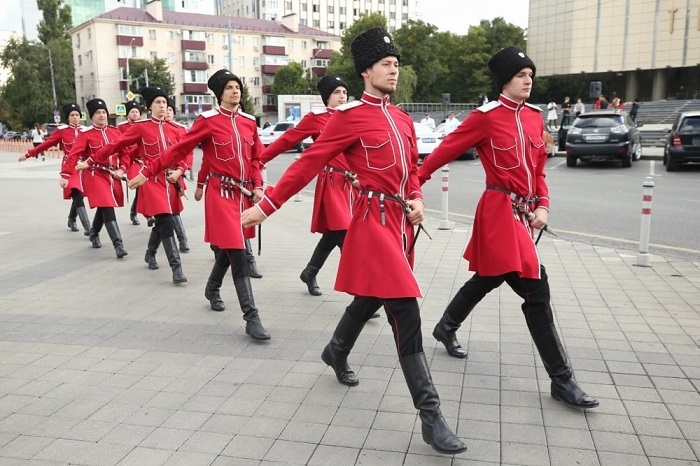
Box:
[169,122,193,215]
[418,95,550,279]
[141,106,263,249]
[29,124,85,199]
[64,125,128,208]
[260,107,355,233]
[118,121,142,180]
[89,117,185,217]
[257,92,423,299]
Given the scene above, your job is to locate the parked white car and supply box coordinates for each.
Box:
[259,121,303,152]
[414,121,442,160]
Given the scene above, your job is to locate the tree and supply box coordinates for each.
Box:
[393,20,443,102]
[0,0,74,129]
[240,83,255,115]
[478,17,526,55]
[127,58,175,96]
[271,62,309,95]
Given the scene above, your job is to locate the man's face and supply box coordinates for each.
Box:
[363,56,399,96]
[127,108,141,122]
[92,109,108,126]
[501,67,533,103]
[327,86,348,108]
[220,80,241,110]
[166,107,175,121]
[68,111,81,126]
[150,96,168,119]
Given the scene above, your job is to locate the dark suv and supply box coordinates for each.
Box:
[664,111,700,171]
[565,111,643,168]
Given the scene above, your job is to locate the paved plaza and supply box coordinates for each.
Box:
[0,152,699,465]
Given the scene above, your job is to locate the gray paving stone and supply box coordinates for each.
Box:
[638,436,698,461]
[591,431,645,455]
[115,446,172,466]
[307,444,360,466]
[501,441,550,465]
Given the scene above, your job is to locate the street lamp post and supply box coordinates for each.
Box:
[32,44,58,112]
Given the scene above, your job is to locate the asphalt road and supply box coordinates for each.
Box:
[259,149,700,262]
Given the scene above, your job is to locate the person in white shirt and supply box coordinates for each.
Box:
[30,122,45,161]
[420,112,436,130]
[444,112,460,135]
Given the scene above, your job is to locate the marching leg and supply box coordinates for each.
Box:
[89,209,103,249]
[244,239,262,278]
[67,203,78,232]
[130,188,140,225]
[205,251,228,311]
[300,234,335,296]
[144,227,160,270]
[162,236,188,283]
[321,309,366,386]
[233,275,270,340]
[172,214,190,253]
[104,219,128,258]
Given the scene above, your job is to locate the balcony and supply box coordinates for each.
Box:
[116,35,143,47]
[182,61,208,70]
[261,64,281,74]
[182,83,208,93]
[312,48,333,59]
[262,85,272,94]
[311,67,327,76]
[181,39,206,51]
[262,104,277,113]
[119,80,127,91]
[262,45,285,56]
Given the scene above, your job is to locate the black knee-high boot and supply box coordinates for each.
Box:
[67,203,78,231]
[130,190,140,225]
[144,228,160,270]
[531,324,599,409]
[433,289,478,359]
[172,214,189,252]
[321,311,365,386]
[89,211,103,249]
[205,257,228,311]
[162,236,187,283]
[299,238,334,296]
[400,353,468,454]
[233,276,270,340]
[104,221,128,258]
[76,206,91,236]
[244,239,262,278]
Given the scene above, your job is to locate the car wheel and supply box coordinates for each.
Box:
[662,150,668,165]
[633,144,642,161]
[459,149,477,161]
[566,155,577,167]
[622,153,632,168]
[666,155,677,172]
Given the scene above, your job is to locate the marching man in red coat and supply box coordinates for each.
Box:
[19,103,90,235]
[260,74,361,296]
[64,98,129,258]
[79,87,188,284]
[165,98,191,254]
[119,100,144,226]
[129,70,269,341]
[418,46,599,409]
[242,27,467,455]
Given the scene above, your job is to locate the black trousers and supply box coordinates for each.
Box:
[91,207,116,233]
[345,296,423,359]
[153,214,174,239]
[451,265,555,332]
[68,188,85,219]
[317,230,346,252]
[215,248,248,279]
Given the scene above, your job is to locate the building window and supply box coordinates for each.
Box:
[340,22,345,30]
[340,6,346,14]
[87,28,91,39]
[251,77,260,86]
[223,55,230,66]
[75,33,80,48]
[238,56,245,67]
[287,39,294,49]
[77,55,82,66]
[167,31,174,41]
[313,19,320,28]
[148,29,156,40]
[300,19,307,26]
[150,51,158,60]
[328,5,334,13]
[117,25,141,36]
[168,52,175,63]
[389,12,395,19]
[186,69,208,83]
[301,3,307,11]
[285,1,292,9]
[206,33,213,44]
[237,35,244,46]
[301,40,307,50]
[207,54,215,65]
[327,21,334,29]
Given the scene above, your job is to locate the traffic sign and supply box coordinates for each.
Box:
[126,91,135,101]
[81,112,87,121]
[115,104,126,116]
[53,115,61,123]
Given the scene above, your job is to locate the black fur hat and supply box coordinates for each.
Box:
[86,98,108,118]
[207,69,243,104]
[351,27,401,78]
[487,46,537,92]
[166,97,176,112]
[62,103,81,119]
[124,100,141,115]
[317,74,348,106]
[139,87,169,109]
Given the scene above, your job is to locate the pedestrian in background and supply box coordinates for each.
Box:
[120,100,143,226]
[30,123,45,160]
[573,97,585,117]
[546,100,558,130]
[420,112,436,130]
[241,26,467,455]
[629,99,640,121]
[418,46,599,411]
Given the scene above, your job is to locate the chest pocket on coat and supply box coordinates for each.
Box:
[88,141,104,154]
[213,136,235,162]
[528,135,545,168]
[490,137,520,170]
[141,138,162,159]
[242,135,255,160]
[361,134,396,171]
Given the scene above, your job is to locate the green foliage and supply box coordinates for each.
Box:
[128,58,175,96]
[0,0,75,130]
[393,65,417,104]
[240,83,256,115]
[271,62,310,95]
[478,17,526,55]
[393,20,443,102]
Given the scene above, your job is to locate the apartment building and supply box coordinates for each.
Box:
[66,0,217,28]
[220,0,420,36]
[71,0,340,119]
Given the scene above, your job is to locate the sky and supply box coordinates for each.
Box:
[419,0,529,34]
[0,0,530,42]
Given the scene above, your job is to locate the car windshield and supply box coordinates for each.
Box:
[273,123,294,131]
[574,116,623,128]
[678,116,700,134]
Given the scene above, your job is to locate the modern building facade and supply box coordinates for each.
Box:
[66,0,218,27]
[528,0,700,101]
[220,0,420,35]
[70,0,340,120]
